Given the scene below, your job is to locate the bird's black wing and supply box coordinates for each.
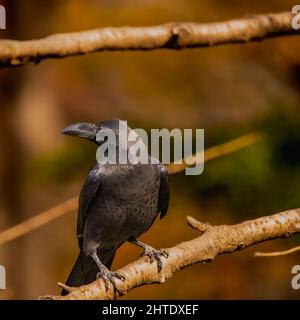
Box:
[77,164,101,249]
[157,164,170,219]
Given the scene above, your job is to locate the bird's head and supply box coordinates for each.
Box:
[63,119,151,164]
[62,119,132,146]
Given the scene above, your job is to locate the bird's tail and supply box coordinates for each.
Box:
[61,248,116,295]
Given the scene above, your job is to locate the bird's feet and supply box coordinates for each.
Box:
[96,267,125,296]
[141,245,168,272]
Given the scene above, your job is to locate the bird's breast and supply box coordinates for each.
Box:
[84,164,160,247]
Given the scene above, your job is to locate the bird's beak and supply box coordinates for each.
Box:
[62,122,97,141]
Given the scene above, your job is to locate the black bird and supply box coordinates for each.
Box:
[62,119,169,294]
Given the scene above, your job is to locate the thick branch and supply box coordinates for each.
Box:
[40,208,300,300]
[0,11,298,68]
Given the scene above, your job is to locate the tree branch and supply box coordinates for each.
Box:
[0,11,298,68]
[40,208,300,300]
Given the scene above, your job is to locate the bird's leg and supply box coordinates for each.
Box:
[90,252,125,295]
[128,238,168,272]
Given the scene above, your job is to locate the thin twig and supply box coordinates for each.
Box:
[167,132,262,174]
[0,12,298,68]
[0,197,78,246]
[255,244,300,257]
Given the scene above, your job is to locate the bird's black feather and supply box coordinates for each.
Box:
[157,165,170,219]
[77,164,101,249]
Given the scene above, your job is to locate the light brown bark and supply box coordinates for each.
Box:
[40,208,300,300]
[0,12,298,68]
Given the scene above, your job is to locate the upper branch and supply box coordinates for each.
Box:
[0,11,298,68]
[40,208,300,300]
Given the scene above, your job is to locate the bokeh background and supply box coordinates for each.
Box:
[0,0,300,299]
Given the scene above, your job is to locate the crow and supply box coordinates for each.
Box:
[61,119,169,295]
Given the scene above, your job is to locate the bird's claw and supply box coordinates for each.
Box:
[141,247,168,272]
[96,269,125,296]
[111,271,125,282]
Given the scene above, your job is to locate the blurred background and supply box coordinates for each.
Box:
[0,0,300,299]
